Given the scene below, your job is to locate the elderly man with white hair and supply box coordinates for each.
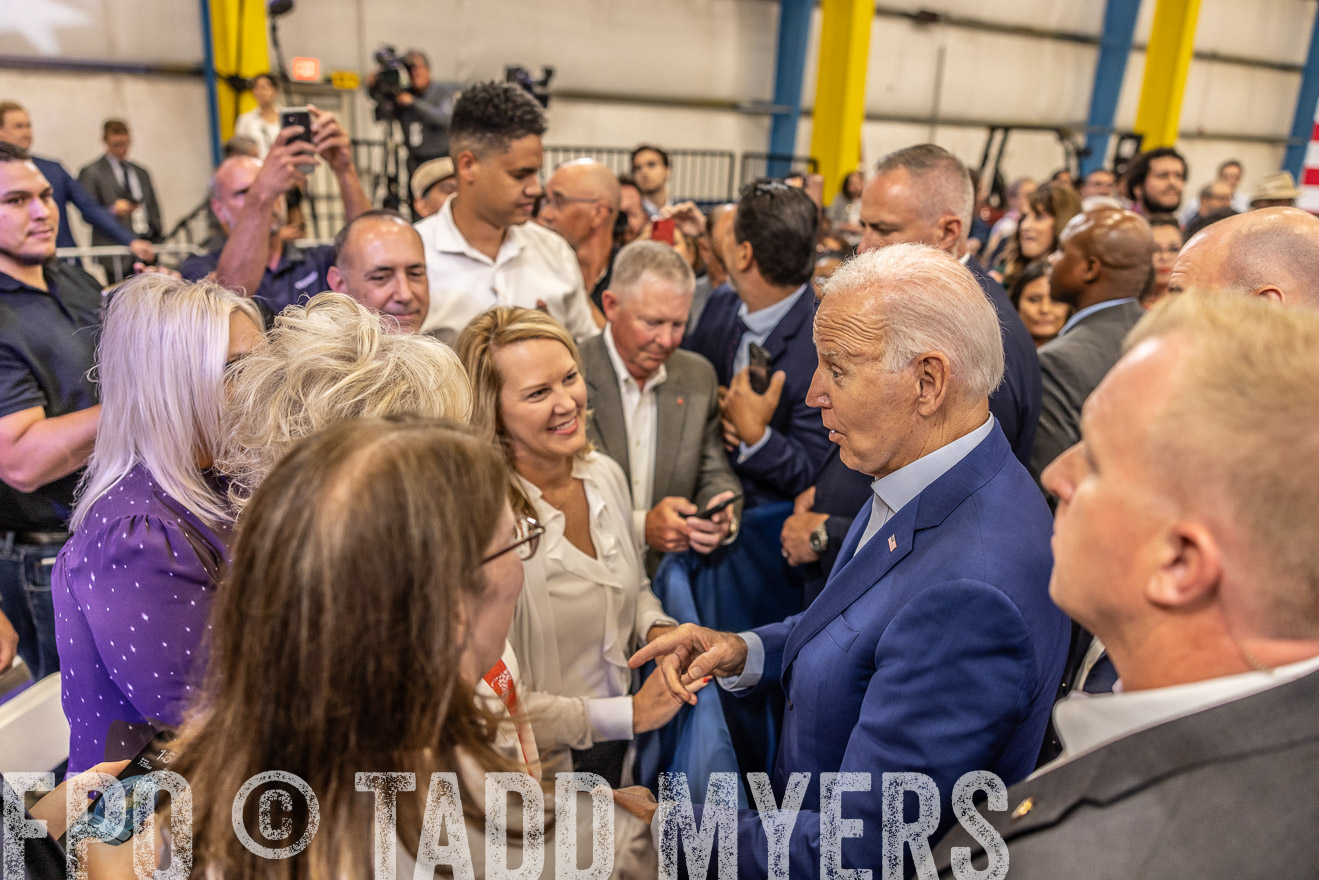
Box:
[626,243,1069,874]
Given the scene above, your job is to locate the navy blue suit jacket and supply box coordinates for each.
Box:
[729,427,1068,874]
[679,285,832,508]
[33,156,135,250]
[967,257,1041,467]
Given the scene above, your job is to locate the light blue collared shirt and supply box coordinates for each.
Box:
[722,414,997,691]
[732,284,810,461]
[1058,297,1137,337]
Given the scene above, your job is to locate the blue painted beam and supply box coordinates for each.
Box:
[199,0,222,168]
[768,0,814,178]
[1081,0,1142,176]
[1284,4,1319,179]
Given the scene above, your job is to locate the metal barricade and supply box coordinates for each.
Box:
[54,243,209,285]
[739,153,819,188]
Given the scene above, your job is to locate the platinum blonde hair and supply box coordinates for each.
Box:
[216,292,472,511]
[1124,290,1319,634]
[821,242,1004,400]
[71,275,262,530]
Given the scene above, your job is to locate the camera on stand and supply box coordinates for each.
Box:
[505,65,555,109]
[369,45,414,123]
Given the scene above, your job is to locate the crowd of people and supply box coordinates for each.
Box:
[3,72,1319,879]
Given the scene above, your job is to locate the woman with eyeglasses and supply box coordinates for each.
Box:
[52,275,263,774]
[215,292,572,777]
[94,418,657,878]
[458,306,703,787]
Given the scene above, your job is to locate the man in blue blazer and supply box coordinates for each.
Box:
[780,145,1043,607]
[680,180,833,508]
[631,243,1069,874]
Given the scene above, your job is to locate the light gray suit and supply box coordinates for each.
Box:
[933,668,1319,879]
[1030,298,1145,479]
[580,332,740,573]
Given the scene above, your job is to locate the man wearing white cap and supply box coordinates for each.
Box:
[411,156,456,219]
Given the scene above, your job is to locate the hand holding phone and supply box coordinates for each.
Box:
[682,493,742,520]
[279,106,317,174]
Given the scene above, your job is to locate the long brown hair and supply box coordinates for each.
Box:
[171,416,512,879]
[1000,182,1082,290]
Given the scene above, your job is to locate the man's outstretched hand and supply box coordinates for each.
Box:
[628,622,748,705]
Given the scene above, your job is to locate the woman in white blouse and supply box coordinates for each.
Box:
[458,306,702,785]
[233,72,281,157]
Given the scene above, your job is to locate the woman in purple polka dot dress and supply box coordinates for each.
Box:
[51,276,264,773]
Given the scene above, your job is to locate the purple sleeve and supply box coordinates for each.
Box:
[66,515,219,728]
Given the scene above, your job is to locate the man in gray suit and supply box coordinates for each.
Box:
[933,291,1319,879]
[77,119,162,282]
[1029,207,1151,480]
[581,240,740,573]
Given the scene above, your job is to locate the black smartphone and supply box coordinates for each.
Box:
[279,106,317,174]
[81,730,178,846]
[682,493,742,520]
[278,106,313,144]
[748,343,771,394]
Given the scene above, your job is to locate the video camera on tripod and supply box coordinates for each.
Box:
[368,46,414,122]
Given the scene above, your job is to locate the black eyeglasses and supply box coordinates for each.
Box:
[482,516,544,564]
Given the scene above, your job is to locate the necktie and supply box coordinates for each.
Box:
[118,161,132,197]
[723,314,749,384]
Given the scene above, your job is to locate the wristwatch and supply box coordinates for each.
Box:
[808,519,829,554]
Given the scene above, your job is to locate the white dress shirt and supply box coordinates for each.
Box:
[732,283,810,461]
[722,415,997,691]
[106,156,149,236]
[1039,654,1319,776]
[513,453,677,742]
[602,324,667,541]
[416,195,598,344]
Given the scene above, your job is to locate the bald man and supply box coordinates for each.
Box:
[327,210,430,333]
[179,110,370,314]
[1169,206,1319,307]
[1030,208,1153,479]
[540,159,622,311]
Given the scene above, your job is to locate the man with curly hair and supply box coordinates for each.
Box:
[416,81,600,343]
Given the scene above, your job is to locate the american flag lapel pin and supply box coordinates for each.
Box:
[888,534,897,552]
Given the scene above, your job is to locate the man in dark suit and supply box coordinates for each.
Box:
[679,179,832,508]
[0,101,153,266]
[630,243,1068,874]
[77,119,163,282]
[782,144,1042,589]
[934,292,1319,879]
[580,240,740,573]
[1029,207,1152,480]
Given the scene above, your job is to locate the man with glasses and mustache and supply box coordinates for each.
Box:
[0,143,105,682]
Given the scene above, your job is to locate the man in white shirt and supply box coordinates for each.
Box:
[579,241,740,573]
[415,81,599,344]
[931,291,1319,879]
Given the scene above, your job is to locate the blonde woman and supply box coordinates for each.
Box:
[216,291,472,511]
[457,306,701,786]
[52,275,263,773]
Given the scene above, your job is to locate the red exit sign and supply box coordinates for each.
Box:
[290,56,321,82]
